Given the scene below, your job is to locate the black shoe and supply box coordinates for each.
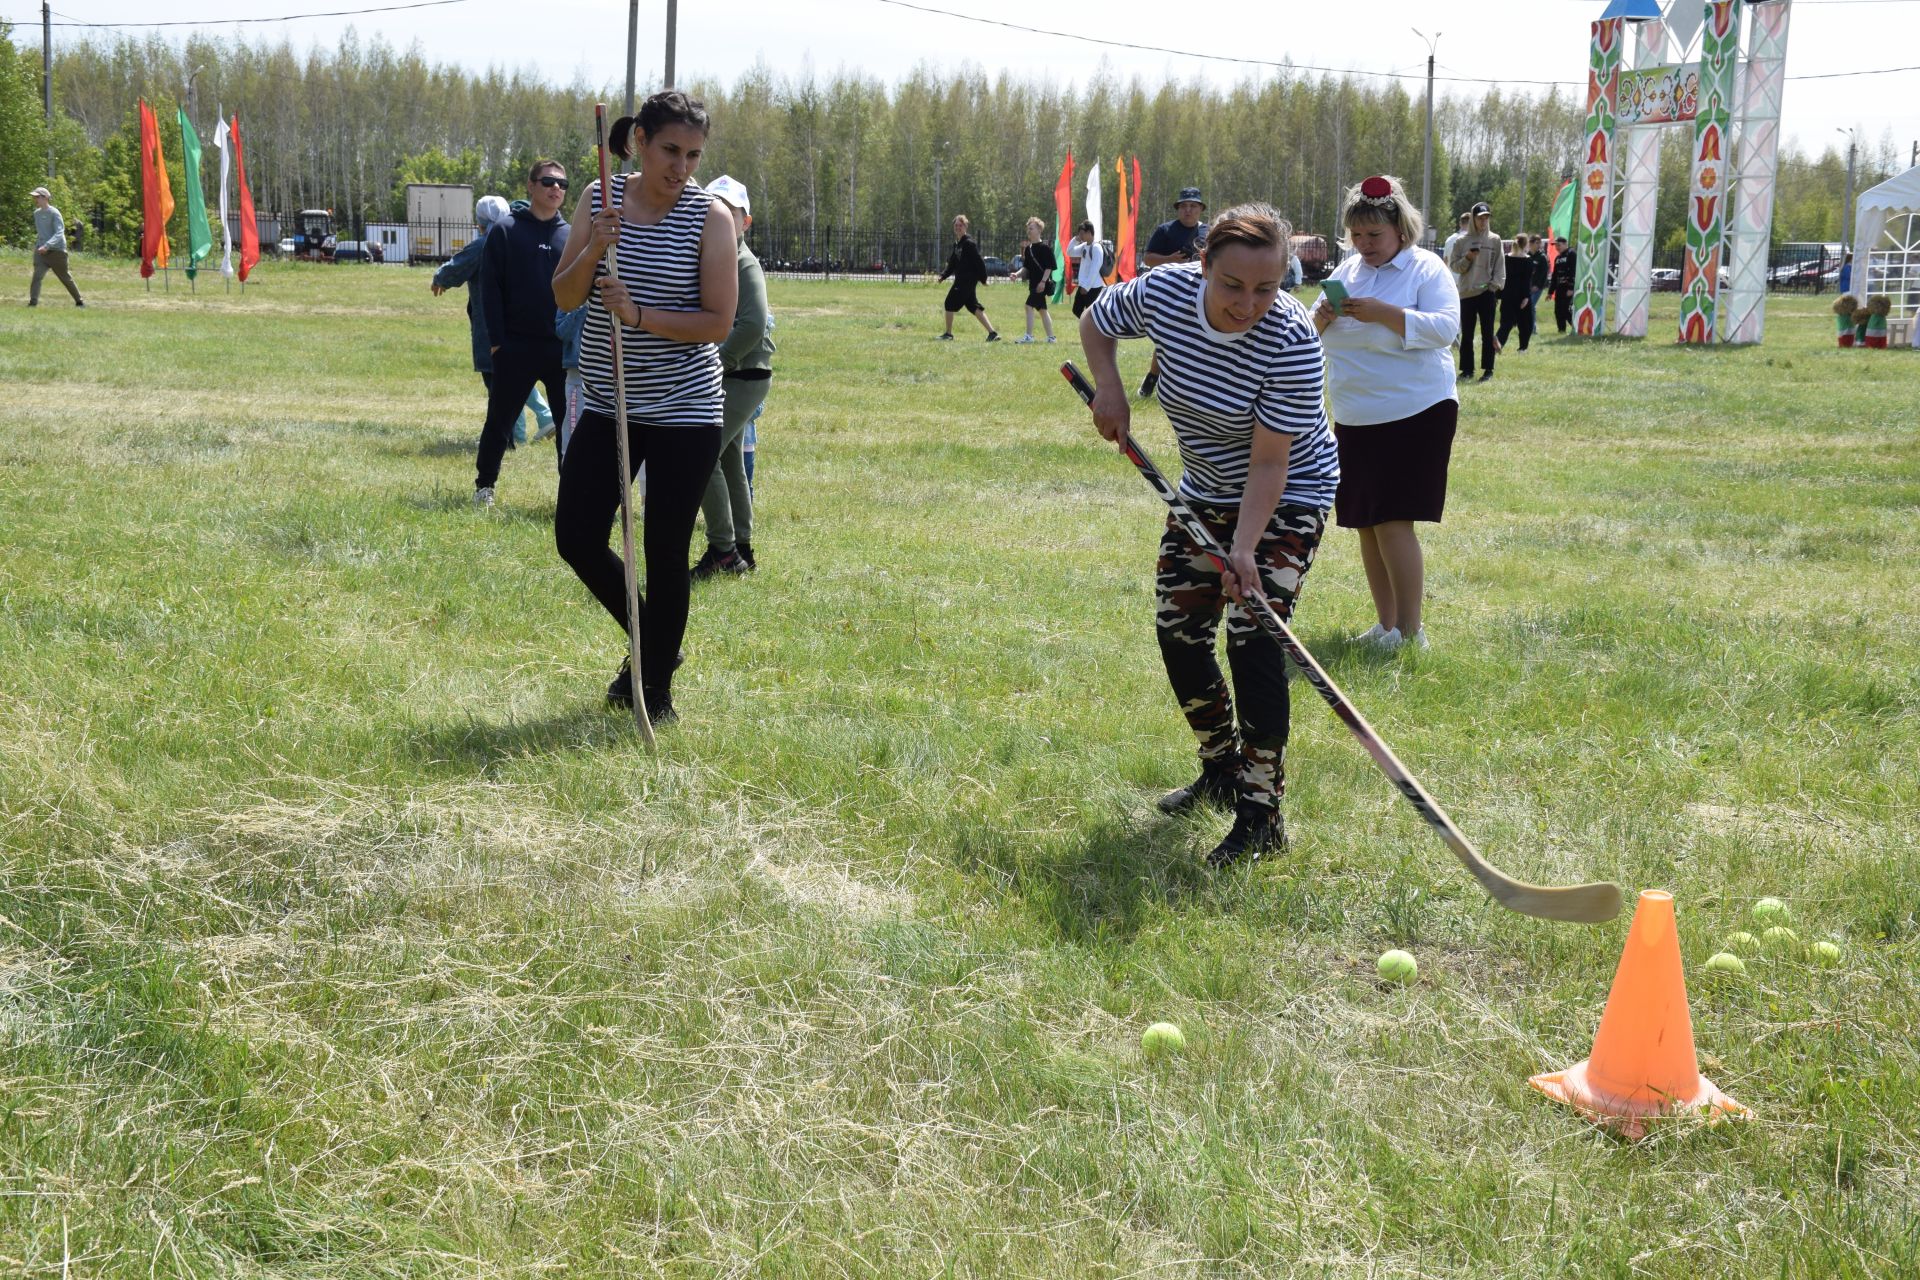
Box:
[986,331,1001,343]
[642,686,677,724]
[938,333,955,341]
[607,656,634,708]
[1477,371,1494,383]
[1158,757,1245,815]
[691,546,747,580]
[1206,801,1287,870]
[734,541,756,571]
[1457,369,1471,381]
[75,300,85,308]
[1137,370,1161,399]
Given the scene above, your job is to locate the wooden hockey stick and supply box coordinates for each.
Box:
[1061,361,1620,923]
[597,103,655,752]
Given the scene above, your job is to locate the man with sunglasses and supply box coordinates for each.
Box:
[473,159,573,506]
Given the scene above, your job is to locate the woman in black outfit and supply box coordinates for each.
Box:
[937,214,999,342]
[1496,233,1537,353]
[1011,216,1057,343]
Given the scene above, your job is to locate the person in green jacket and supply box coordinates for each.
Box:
[692,175,774,579]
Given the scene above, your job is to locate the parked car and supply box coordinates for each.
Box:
[981,255,1010,279]
[1650,267,1683,291]
[275,238,296,256]
[332,240,381,263]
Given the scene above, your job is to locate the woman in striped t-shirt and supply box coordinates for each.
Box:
[551,89,739,723]
[1080,202,1339,869]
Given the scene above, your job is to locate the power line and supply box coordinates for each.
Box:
[36,0,472,27]
[875,0,1920,90]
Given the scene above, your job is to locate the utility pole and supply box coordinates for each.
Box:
[42,1,53,177]
[624,0,638,115]
[187,64,205,129]
[1838,127,1857,254]
[1413,29,1440,243]
[664,0,678,88]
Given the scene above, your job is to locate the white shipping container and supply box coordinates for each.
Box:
[406,183,476,262]
[366,223,410,264]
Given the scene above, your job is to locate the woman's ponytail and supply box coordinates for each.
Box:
[608,115,638,160]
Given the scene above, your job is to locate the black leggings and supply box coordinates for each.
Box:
[554,409,723,695]
[476,340,566,489]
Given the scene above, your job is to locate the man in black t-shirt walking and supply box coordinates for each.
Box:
[1136,186,1208,398]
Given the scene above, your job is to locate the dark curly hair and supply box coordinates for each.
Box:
[609,89,711,159]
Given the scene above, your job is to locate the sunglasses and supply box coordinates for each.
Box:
[536,176,569,190]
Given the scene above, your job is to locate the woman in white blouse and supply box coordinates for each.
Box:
[1311,175,1460,652]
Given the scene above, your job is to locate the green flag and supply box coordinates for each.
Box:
[1548,178,1576,242]
[178,106,214,280]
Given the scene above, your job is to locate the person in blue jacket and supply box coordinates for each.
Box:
[431,195,554,452]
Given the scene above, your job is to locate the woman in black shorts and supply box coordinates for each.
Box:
[1012,216,1057,343]
[937,214,999,342]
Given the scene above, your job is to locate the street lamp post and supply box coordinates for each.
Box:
[1837,127,1858,256]
[186,64,206,128]
[1413,29,1440,243]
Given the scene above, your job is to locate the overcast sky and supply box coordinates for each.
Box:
[18,0,1920,162]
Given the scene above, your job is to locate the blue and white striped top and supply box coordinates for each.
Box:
[1091,264,1339,510]
[577,173,723,426]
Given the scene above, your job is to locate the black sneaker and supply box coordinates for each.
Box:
[1137,370,1160,399]
[1158,758,1245,815]
[985,331,1001,343]
[938,333,954,341]
[1206,801,1287,870]
[642,686,677,724]
[735,541,756,571]
[691,546,747,580]
[1477,371,1494,383]
[607,656,634,708]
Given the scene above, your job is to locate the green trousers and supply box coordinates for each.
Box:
[702,376,770,551]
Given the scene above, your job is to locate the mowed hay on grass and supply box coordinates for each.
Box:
[1,252,1917,1278]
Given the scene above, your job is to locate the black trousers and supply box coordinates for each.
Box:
[554,409,722,696]
[1553,290,1573,333]
[1459,293,1498,376]
[1496,291,1535,351]
[475,339,566,490]
[1072,286,1102,317]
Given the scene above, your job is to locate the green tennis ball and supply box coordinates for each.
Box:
[1141,1022,1185,1056]
[1376,949,1418,983]
[1812,940,1843,965]
[1752,897,1790,924]
[1762,925,1799,949]
[1726,931,1761,954]
[1704,951,1747,976]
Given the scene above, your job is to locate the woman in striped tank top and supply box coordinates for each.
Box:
[551,90,739,723]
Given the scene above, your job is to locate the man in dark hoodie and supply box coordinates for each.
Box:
[473,159,572,507]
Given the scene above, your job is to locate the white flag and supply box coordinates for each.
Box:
[213,111,234,277]
[1084,161,1103,250]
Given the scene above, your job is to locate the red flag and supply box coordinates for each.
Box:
[1126,156,1142,281]
[1108,156,1128,284]
[1051,149,1075,304]
[231,113,260,281]
[138,99,175,277]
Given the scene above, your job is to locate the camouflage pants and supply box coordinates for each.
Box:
[1155,502,1326,810]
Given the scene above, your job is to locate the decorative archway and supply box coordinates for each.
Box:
[1571,0,1793,344]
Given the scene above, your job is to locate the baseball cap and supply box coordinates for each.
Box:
[1176,187,1205,207]
[30,186,51,199]
[707,175,751,216]
[1469,201,1491,215]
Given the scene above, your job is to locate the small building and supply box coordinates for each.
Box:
[365,223,410,265]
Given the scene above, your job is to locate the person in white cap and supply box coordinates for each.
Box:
[692,174,775,579]
[30,187,85,308]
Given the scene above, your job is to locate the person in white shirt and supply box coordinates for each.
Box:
[1068,221,1106,317]
[1441,211,1469,265]
[1311,175,1461,653]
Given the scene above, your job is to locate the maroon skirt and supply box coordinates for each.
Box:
[1332,399,1459,529]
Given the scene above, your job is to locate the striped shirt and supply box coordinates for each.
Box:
[577,174,723,426]
[1090,264,1338,510]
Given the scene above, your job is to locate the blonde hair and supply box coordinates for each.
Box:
[1338,175,1425,251]
[953,213,970,230]
[1025,216,1044,237]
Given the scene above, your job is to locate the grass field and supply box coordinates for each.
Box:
[1,251,1917,1278]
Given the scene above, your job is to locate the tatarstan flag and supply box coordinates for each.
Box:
[138,99,175,277]
[1051,149,1074,304]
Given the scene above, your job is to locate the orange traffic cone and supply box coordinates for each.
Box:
[1530,889,1751,1140]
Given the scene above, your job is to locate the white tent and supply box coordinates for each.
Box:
[1850,164,1920,348]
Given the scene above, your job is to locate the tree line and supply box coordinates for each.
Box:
[3,24,1902,261]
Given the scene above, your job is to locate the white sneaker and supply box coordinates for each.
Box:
[473,486,495,508]
[1353,623,1389,646]
[1013,335,1035,344]
[1376,627,1405,651]
[1402,628,1429,651]
[1046,335,1058,344]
